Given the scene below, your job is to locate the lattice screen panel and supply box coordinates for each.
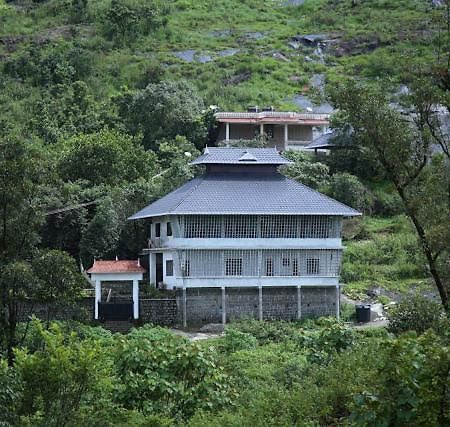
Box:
[178,249,341,278]
[179,215,342,239]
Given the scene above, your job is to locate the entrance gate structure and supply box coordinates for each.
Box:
[87,260,146,321]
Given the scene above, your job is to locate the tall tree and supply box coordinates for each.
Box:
[115,80,207,150]
[331,81,450,310]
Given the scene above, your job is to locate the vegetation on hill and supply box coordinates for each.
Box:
[1,0,450,425]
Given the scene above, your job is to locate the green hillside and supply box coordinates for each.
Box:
[0,0,441,125]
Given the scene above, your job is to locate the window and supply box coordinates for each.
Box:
[265,258,273,276]
[155,223,161,237]
[167,222,172,237]
[165,260,173,276]
[225,258,243,276]
[306,258,320,275]
[292,259,299,276]
[282,257,290,267]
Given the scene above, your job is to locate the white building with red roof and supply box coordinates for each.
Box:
[87,260,146,321]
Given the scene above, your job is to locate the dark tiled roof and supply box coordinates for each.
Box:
[191,147,292,165]
[87,260,146,274]
[129,172,361,219]
[305,132,336,149]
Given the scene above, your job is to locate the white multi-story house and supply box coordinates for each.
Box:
[130,147,360,325]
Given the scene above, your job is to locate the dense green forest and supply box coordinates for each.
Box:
[1,0,450,425]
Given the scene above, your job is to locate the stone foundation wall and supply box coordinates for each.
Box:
[140,298,178,326]
[177,286,337,325]
[17,287,338,328]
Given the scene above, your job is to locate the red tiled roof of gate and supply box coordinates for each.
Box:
[86,260,146,274]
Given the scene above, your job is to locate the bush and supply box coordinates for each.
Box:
[14,320,116,426]
[220,329,258,354]
[114,325,233,420]
[0,359,23,427]
[327,172,373,212]
[387,294,443,335]
[282,151,330,190]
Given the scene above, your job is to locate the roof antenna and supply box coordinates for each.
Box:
[204,145,210,154]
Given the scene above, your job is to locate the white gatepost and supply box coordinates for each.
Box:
[133,279,139,319]
[260,123,264,136]
[95,280,101,320]
[225,122,230,141]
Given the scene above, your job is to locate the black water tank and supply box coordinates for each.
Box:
[356,304,371,323]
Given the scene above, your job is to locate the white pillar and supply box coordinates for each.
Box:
[95,280,101,320]
[225,122,230,141]
[133,279,139,320]
[221,286,226,325]
[297,285,302,320]
[260,123,264,136]
[336,285,340,321]
[182,287,187,328]
[284,124,289,150]
[258,286,263,321]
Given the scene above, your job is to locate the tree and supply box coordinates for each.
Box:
[282,150,330,190]
[327,172,373,213]
[79,196,121,265]
[0,262,36,366]
[115,80,207,150]
[57,129,159,187]
[32,250,85,325]
[330,81,450,311]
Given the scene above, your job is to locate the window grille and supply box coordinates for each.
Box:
[167,222,172,237]
[178,249,341,278]
[155,223,161,238]
[166,260,174,276]
[225,258,243,276]
[306,258,320,275]
[180,215,342,238]
[224,216,258,238]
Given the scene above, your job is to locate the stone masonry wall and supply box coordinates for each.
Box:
[177,286,337,325]
[17,288,337,328]
[140,298,178,326]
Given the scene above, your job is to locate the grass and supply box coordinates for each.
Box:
[0,0,442,114]
[341,215,430,301]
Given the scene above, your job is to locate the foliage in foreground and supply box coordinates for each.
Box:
[1,317,450,426]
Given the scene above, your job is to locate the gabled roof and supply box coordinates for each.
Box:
[129,172,361,218]
[191,147,292,165]
[87,260,146,274]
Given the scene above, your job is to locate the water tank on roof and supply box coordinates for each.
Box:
[247,106,260,113]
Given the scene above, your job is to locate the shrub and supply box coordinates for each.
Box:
[282,151,330,190]
[14,320,115,426]
[114,325,233,420]
[387,294,443,335]
[220,329,258,354]
[0,359,23,427]
[327,172,373,212]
